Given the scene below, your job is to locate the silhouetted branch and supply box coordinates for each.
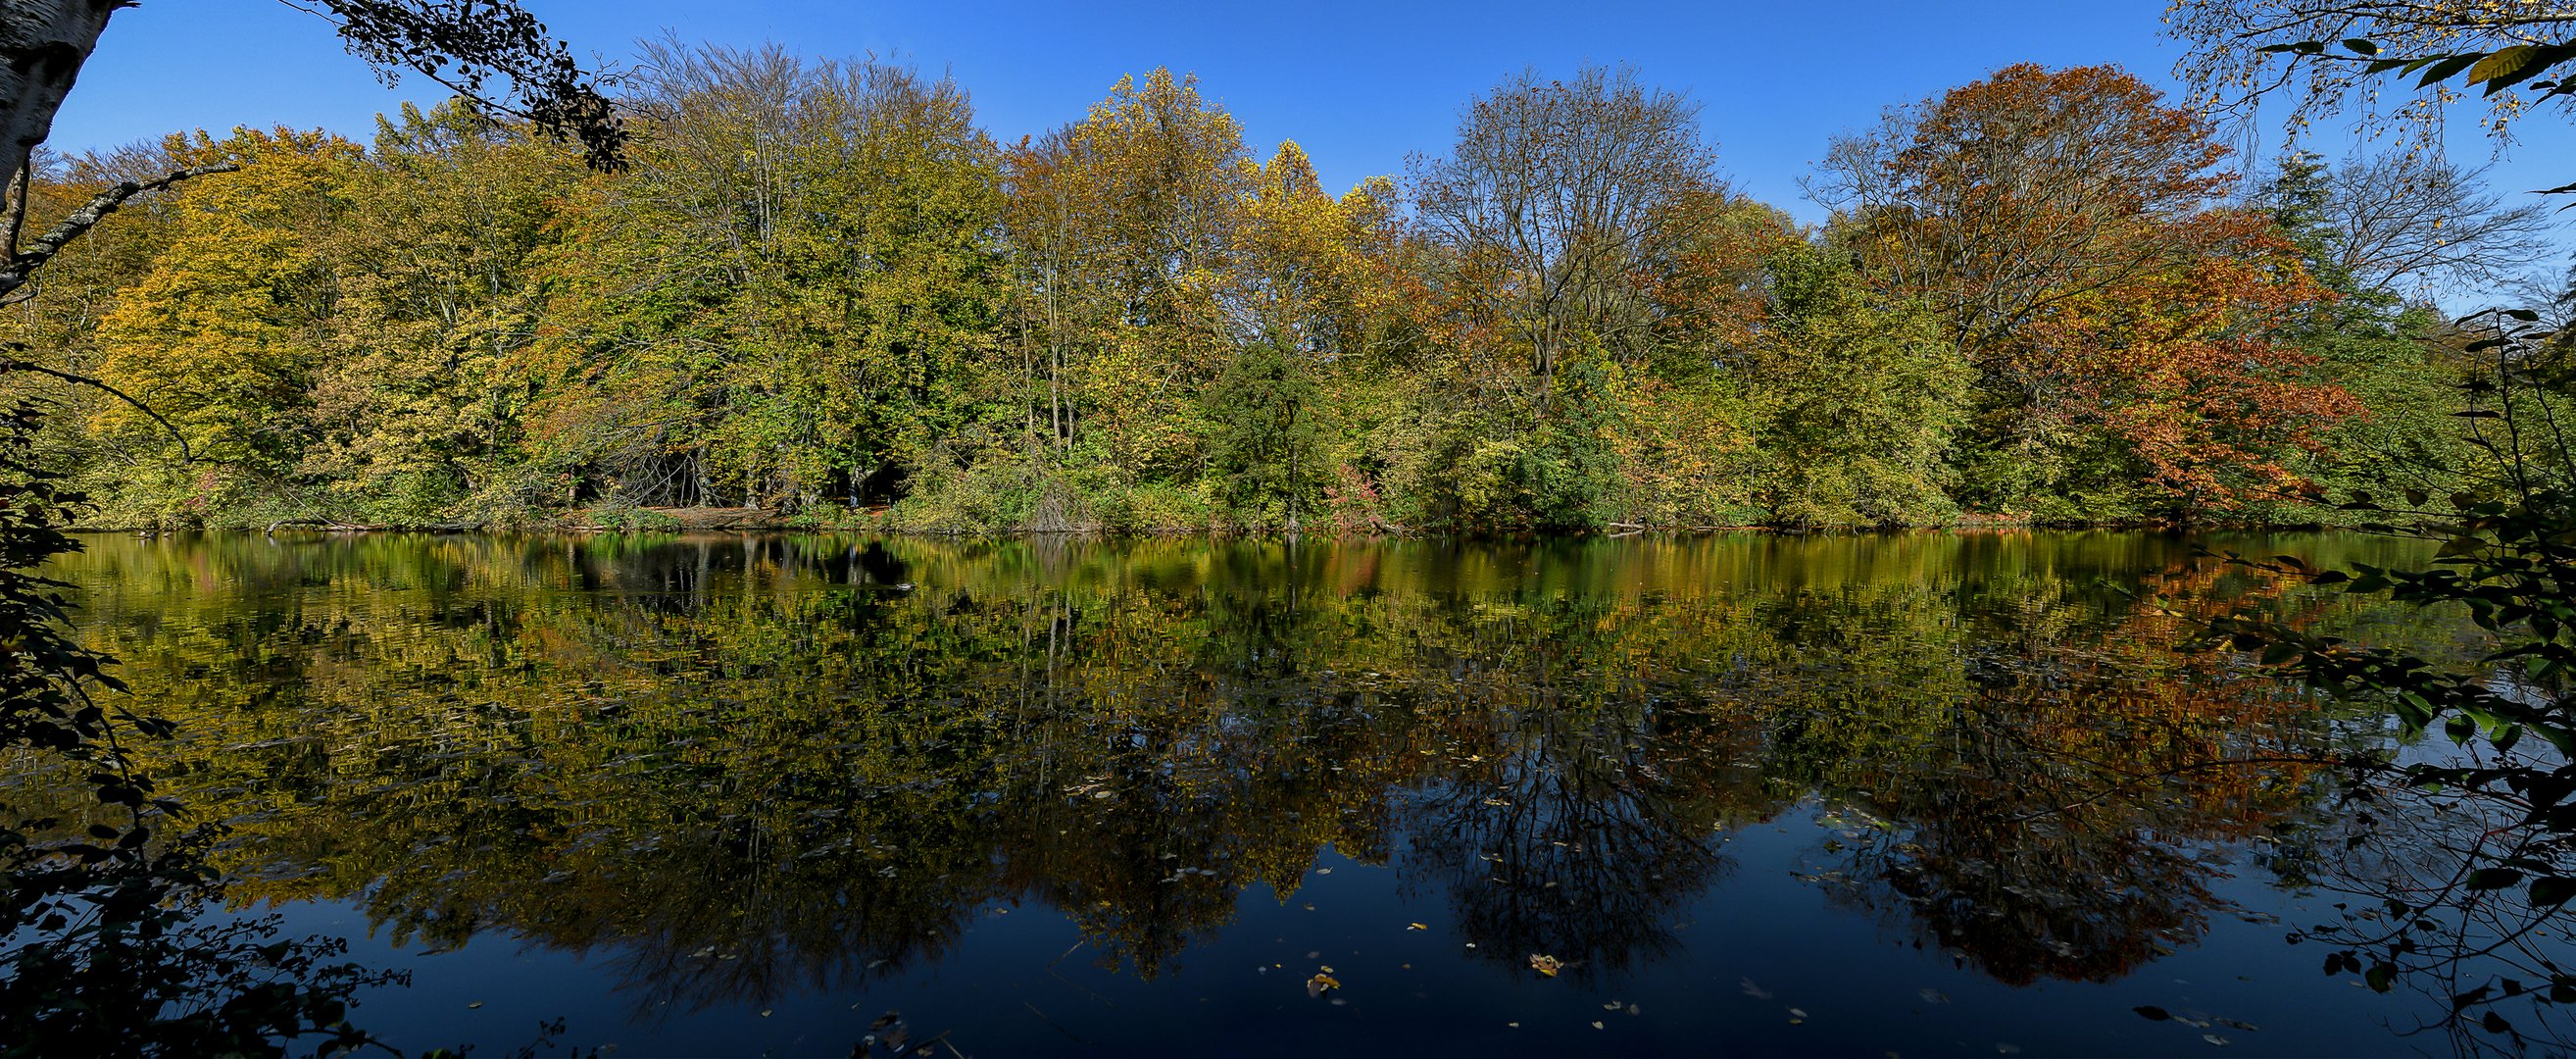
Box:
[0,163,238,302]
[0,355,195,462]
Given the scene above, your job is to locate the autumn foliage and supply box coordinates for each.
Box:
[1819,64,2362,515]
[3,53,2455,532]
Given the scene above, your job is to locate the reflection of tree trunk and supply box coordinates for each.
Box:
[1403,703,1728,981]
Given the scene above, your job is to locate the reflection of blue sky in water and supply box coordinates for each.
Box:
[244,818,2417,1056]
[40,530,2538,1055]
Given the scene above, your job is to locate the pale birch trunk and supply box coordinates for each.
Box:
[0,0,119,194]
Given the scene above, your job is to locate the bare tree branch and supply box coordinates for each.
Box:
[0,163,235,302]
[0,353,194,462]
[3,152,29,260]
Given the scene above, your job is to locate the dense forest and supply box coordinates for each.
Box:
[1,45,2560,532]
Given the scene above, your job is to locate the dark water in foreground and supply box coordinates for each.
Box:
[21,530,2545,1055]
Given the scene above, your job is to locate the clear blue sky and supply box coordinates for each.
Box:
[42,0,2576,236]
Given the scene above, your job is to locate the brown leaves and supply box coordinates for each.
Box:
[1822,63,2240,351]
[1817,62,2358,513]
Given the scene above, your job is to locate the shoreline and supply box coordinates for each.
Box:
[68,515,2338,537]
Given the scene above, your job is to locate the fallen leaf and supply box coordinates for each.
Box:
[1530,953,1562,978]
[1408,923,1428,931]
[2204,1035,2229,1047]
[1306,973,1342,998]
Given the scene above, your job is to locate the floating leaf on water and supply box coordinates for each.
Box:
[2203,1034,2230,1046]
[467,1001,483,1009]
[1529,953,1562,977]
[1306,972,1341,998]
[1408,923,1428,931]
[1789,1008,1808,1018]
[2136,1005,2171,1021]
[1592,1021,1605,1030]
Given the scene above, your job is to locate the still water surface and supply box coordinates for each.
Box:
[29,530,2538,1055]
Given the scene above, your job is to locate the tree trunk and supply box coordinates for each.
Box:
[0,0,118,195]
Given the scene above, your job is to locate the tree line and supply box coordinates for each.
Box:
[2,44,2559,532]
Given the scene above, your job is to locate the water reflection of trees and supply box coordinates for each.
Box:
[1794,564,2354,985]
[37,531,2454,1013]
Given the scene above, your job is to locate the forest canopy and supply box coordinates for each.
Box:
[0,48,2555,532]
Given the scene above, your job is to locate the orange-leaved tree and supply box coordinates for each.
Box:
[1815,63,2358,518]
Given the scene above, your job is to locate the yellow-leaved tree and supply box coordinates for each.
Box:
[88,127,362,527]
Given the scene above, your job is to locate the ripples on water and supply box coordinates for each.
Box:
[17,530,2551,1055]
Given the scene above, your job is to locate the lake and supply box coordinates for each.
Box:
[22,530,2547,1056]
